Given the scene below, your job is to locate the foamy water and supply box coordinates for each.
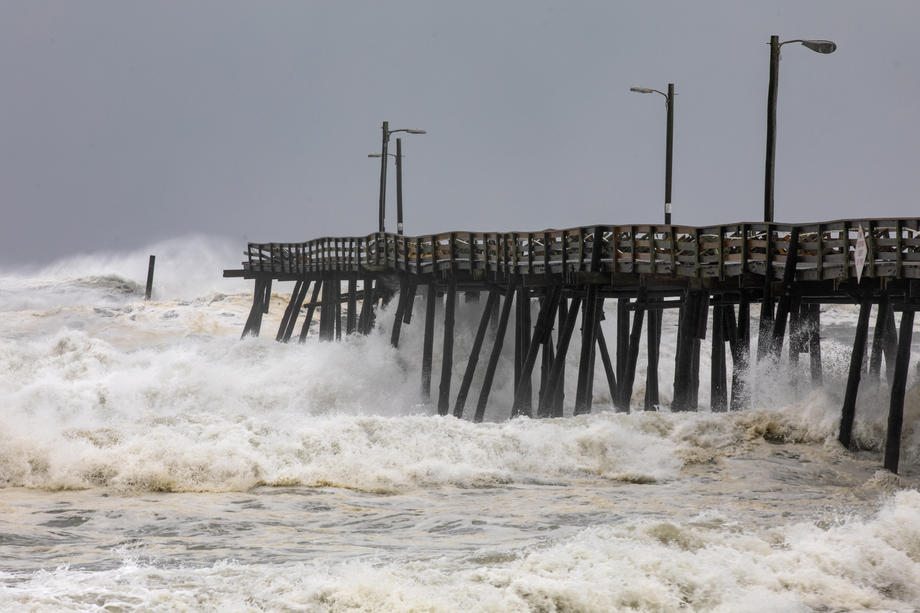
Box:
[1,237,919,612]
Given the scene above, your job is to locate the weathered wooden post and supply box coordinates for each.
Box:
[515,282,532,411]
[807,303,823,385]
[770,228,800,359]
[277,280,308,342]
[538,294,583,418]
[711,303,727,411]
[475,282,517,422]
[297,281,323,342]
[241,278,267,339]
[869,293,891,384]
[689,291,708,410]
[618,300,645,411]
[574,290,601,415]
[454,290,499,418]
[421,282,437,401]
[346,279,358,334]
[838,297,873,449]
[883,309,914,473]
[616,298,630,389]
[644,298,660,411]
[725,302,746,410]
[757,225,776,361]
[596,324,618,409]
[437,277,457,415]
[390,276,409,348]
[513,287,561,417]
[145,255,156,300]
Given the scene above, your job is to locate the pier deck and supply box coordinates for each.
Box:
[224,218,920,473]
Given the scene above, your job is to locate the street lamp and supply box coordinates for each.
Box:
[376,121,426,233]
[763,36,836,223]
[369,139,409,234]
[630,83,675,225]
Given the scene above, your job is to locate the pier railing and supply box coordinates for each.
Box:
[240,218,920,281]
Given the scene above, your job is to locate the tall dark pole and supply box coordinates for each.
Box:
[664,83,674,225]
[764,35,780,223]
[378,121,389,232]
[395,138,404,235]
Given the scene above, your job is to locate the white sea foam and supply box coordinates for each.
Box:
[2,491,918,612]
[1,249,919,493]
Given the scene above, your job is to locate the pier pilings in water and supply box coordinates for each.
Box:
[226,220,920,472]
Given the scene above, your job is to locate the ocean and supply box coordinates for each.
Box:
[1,236,919,612]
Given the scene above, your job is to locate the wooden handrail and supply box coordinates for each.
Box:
[236,218,920,282]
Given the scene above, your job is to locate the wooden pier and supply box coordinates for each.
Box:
[224,218,920,473]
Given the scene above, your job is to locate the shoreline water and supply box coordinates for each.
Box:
[1,240,919,611]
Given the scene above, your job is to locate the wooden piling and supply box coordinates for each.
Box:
[674,290,706,411]
[275,281,303,342]
[539,294,583,418]
[358,278,374,335]
[574,287,600,415]
[769,228,800,360]
[554,296,569,412]
[805,303,823,385]
[403,282,417,324]
[883,309,914,474]
[725,303,748,411]
[513,286,561,418]
[334,279,342,340]
[145,255,155,301]
[437,277,457,415]
[390,276,409,348]
[277,280,307,342]
[241,278,267,339]
[319,278,335,341]
[644,298,660,411]
[788,297,804,367]
[475,283,517,422]
[297,280,323,342]
[757,229,776,361]
[616,299,629,388]
[838,297,872,449]
[421,282,437,402]
[689,292,708,410]
[262,279,273,314]
[883,307,898,384]
[672,294,693,411]
[618,300,645,411]
[869,293,891,383]
[538,299,555,410]
[711,303,727,412]
[346,279,357,334]
[738,292,751,365]
[454,290,499,418]
[596,324,618,410]
[515,283,532,409]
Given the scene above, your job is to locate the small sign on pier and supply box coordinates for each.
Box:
[854,224,867,284]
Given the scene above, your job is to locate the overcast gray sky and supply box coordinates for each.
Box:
[2,1,919,265]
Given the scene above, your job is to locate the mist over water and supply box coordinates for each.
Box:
[1,237,919,611]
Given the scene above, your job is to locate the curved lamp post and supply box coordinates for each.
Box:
[763,37,836,223]
[630,84,675,225]
[377,122,426,233]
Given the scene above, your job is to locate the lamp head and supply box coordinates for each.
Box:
[630,87,655,94]
[800,39,836,54]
